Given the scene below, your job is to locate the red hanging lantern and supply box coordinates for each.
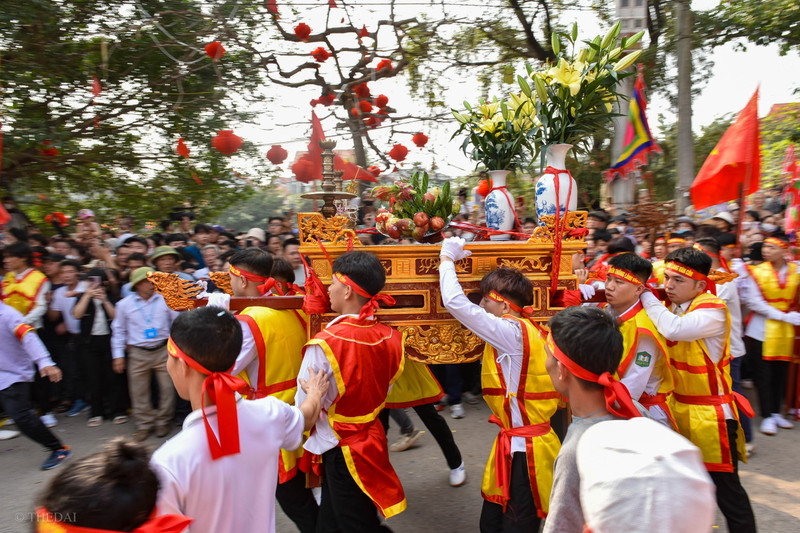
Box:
[353,82,370,98]
[45,212,69,226]
[376,94,389,109]
[176,138,190,158]
[477,179,492,197]
[376,59,392,72]
[389,144,408,162]
[412,132,428,149]
[328,0,337,7]
[358,25,369,38]
[267,145,288,165]
[266,0,279,18]
[292,158,316,183]
[91,76,102,99]
[204,41,225,60]
[320,91,336,106]
[40,141,59,157]
[358,100,373,113]
[311,47,331,62]
[212,130,243,155]
[364,116,379,129]
[367,165,381,177]
[294,23,311,41]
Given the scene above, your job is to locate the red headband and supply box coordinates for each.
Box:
[229,264,276,296]
[665,261,716,295]
[764,237,789,249]
[607,266,643,286]
[167,337,249,460]
[333,272,395,320]
[35,507,191,533]
[693,243,730,273]
[545,332,641,419]
[484,290,534,319]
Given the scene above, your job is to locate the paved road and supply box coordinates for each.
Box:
[1,392,798,532]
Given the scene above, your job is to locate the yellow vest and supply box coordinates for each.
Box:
[236,306,307,483]
[480,316,561,516]
[666,293,746,472]
[1,270,47,316]
[748,262,800,361]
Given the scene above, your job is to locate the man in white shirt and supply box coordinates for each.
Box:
[111,267,179,441]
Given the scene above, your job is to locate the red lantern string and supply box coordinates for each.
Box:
[358,25,369,38]
[389,144,408,162]
[364,116,379,129]
[266,0,279,18]
[328,0,337,7]
[367,165,381,177]
[40,141,59,157]
[353,82,370,98]
[294,23,311,41]
[204,41,225,60]
[376,94,389,109]
[212,130,243,155]
[311,47,330,62]
[267,145,288,165]
[320,91,336,106]
[91,76,102,128]
[376,59,392,71]
[358,100,373,113]
[350,107,360,117]
[176,138,190,158]
[412,132,428,148]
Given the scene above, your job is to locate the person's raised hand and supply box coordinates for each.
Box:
[440,237,472,262]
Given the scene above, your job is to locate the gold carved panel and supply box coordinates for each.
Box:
[298,213,360,247]
[400,323,486,364]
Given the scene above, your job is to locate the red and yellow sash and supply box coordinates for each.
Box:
[747,261,800,362]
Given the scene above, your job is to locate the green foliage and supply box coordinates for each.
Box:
[0,0,271,227]
[695,0,800,56]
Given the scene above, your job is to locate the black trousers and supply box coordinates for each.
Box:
[276,471,318,533]
[745,337,790,417]
[317,447,392,533]
[82,334,127,419]
[61,336,86,403]
[708,419,756,533]
[379,403,462,469]
[479,452,541,533]
[0,382,62,452]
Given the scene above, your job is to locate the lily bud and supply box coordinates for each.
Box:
[518,75,533,99]
[624,30,645,49]
[577,48,588,63]
[613,50,642,72]
[551,33,560,55]
[533,75,548,103]
[608,47,621,60]
[600,21,620,50]
[451,110,468,124]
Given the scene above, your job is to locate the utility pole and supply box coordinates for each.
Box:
[675,0,694,214]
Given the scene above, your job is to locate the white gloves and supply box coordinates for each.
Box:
[785,311,800,326]
[440,237,472,262]
[578,284,596,300]
[207,292,231,311]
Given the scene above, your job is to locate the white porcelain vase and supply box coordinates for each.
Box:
[535,144,578,225]
[485,169,515,241]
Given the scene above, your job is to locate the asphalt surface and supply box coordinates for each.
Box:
[1,390,798,532]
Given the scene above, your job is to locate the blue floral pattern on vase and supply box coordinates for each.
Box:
[485,194,506,229]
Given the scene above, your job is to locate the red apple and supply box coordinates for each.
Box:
[413,212,429,227]
[423,193,435,204]
[430,216,445,232]
[396,218,413,232]
[411,225,427,241]
[386,224,401,239]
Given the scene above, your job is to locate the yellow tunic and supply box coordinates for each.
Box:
[1,269,47,316]
[747,262,800,362]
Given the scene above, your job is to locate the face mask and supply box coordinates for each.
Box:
[741,221,754,230]
[761,223,778,233]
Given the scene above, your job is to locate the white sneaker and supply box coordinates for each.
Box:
[449,462,466,487]
[772,413,794,429]
[0,429,20,440]
[450,403,465,419]
[760,417,778,435]
[745,443,756,458]
[390,429,423,452]
[40,413,57,428]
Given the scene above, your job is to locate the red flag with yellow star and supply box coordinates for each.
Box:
[690,89,760,210]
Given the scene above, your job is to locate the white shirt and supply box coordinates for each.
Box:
[50,282,87,334]
[717,280,745,358]
[439,261,529,453]
[295,314,351,455]
[742,263,793,342]
[111,293,179,358]
[640,291,733,419]
[151,395,304,533]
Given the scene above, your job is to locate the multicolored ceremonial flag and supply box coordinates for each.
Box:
[690,89,760,210]
[782,144,800,235]
[603,67,661,183]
